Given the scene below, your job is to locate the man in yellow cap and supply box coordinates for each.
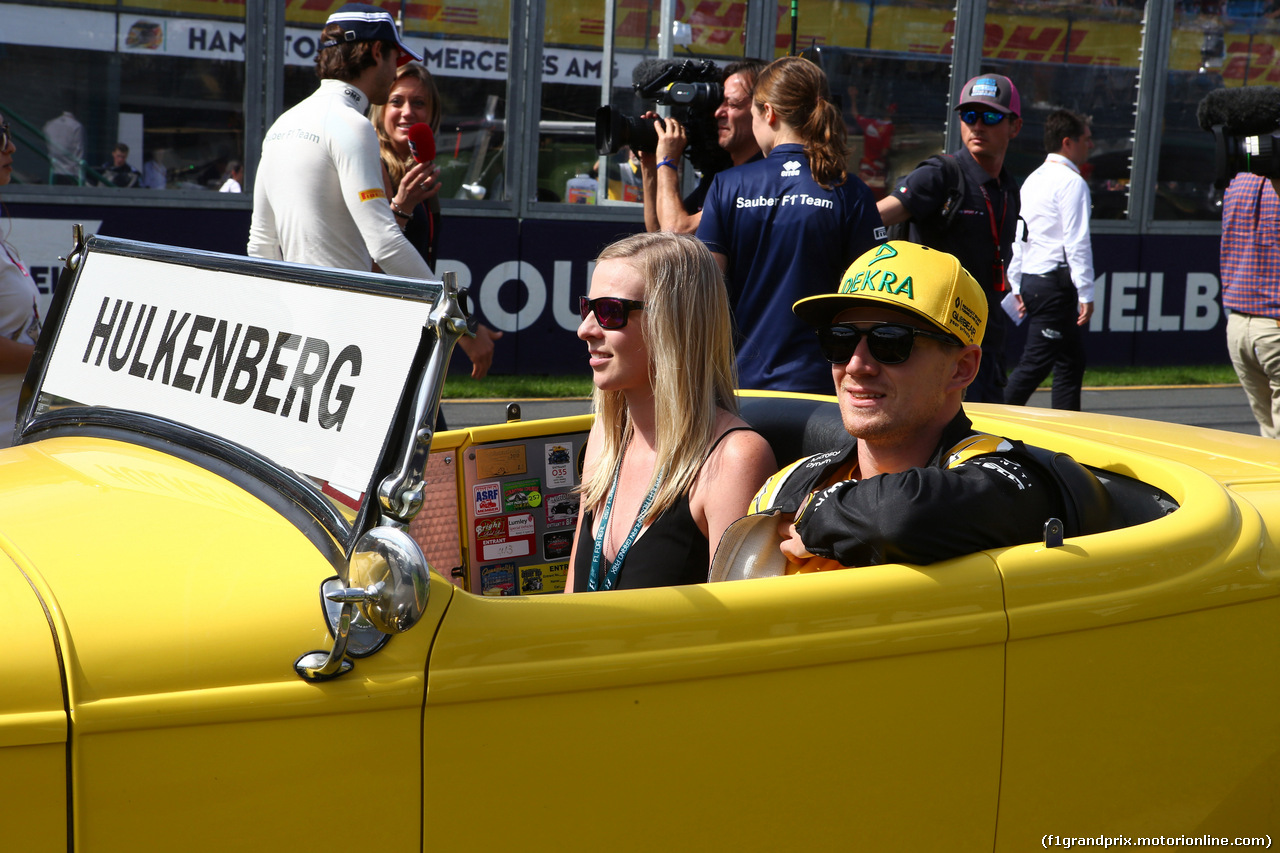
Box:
[749,240,1073,571]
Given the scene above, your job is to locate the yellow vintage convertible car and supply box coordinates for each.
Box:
[4,236,1277,851]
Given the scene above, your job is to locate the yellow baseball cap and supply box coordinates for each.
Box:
[793,241,987,346]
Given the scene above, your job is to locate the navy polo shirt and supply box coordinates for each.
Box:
[697,143,885,394]
[890,147,1020,352]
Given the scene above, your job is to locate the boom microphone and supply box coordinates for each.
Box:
[1196,86,1280,135]
[407,122,436,164]
[632,58,684,93]
[631,58,722,97]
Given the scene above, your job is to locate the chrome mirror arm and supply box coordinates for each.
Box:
[377,271,470,526]
[294,600,357,682]
[294,527,431,682]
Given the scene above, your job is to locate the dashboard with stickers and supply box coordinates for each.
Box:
[4,237,1278,850]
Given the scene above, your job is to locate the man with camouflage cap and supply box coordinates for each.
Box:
[747,240,1070,570]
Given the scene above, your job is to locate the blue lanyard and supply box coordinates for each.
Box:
[588,451,662,592]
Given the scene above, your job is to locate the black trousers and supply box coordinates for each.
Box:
[1004,269,1085,410]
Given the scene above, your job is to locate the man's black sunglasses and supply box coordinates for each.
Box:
[959,110,1007,127]
[579,295,645,330]
[817,323,961,366]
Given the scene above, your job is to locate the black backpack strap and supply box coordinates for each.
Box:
[887,154,969,242]
[934,154,966,229]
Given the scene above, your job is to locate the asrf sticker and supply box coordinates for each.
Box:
[473,481,502,517]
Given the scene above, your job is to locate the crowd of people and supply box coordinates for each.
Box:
[8,2,1237,588]
[235,6,1103,589]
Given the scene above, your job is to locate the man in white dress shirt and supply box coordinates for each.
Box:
[43,111,84,185]
[1004,109,1095,411]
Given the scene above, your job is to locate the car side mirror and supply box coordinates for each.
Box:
[294,526,431,682]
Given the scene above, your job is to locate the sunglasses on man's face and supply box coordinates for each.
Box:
[0,121,10,152]
[579,295,645,330]
[959,110,1007,127]
[817,323,961,366]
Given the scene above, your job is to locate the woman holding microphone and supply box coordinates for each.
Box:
[370,62,502,382]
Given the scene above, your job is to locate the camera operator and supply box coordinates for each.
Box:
[639,59,767,234]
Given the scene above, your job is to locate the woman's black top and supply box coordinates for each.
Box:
[572,493,708,590]
[571,427,752,591]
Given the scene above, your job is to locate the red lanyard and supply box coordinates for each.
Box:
[2,241,27,276]
[979,184,1007,292]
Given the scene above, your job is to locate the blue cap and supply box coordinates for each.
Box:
[322,4,422,63]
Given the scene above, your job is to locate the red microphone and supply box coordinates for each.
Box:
[407,123,436,164]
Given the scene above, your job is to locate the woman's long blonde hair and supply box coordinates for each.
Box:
[368,62,442,190]
[754,56,848,190]
[579,232,740,521]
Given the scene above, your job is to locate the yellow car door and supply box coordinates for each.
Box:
[421,554,1008,851]
[1,550,68,853]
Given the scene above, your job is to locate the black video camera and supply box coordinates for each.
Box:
[595,59,731,177]
[1197,86,1280,184]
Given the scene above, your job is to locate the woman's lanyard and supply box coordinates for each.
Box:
[588,450,662,592]
[979,184,1008,292]
[2,240,28,276]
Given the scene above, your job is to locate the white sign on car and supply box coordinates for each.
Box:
[39,250,435,494]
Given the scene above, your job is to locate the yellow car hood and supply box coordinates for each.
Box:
[0,435,341,713]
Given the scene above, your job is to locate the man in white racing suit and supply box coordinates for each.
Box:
[248,4,430,280]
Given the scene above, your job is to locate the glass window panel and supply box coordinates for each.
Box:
[1,0,245,192]
[404,2,511,204]
[983,0,1145,222]
[1158,5,1280,221]
[535,0,751,209]
[775,1,956,201]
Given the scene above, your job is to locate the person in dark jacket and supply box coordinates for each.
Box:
[752,240,1068,570]
[98,143,141,188]
[877,74,1023,404]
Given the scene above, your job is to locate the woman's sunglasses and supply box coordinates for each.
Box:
[959,110,1007,127]
[817,323,961,366]
[579,296,645,330]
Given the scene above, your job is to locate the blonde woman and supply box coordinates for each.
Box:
[566,232,777,591]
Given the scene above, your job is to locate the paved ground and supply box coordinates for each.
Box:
[441,384,1264,437]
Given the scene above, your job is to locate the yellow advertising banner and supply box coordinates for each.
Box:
[858,7,1144,67]
[1166,20,1280,83]
[1218,29,1280,85]
[104,0,246,17]
[14,0,1157,68]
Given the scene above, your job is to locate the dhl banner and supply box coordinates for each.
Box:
[8,0,1280,79]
